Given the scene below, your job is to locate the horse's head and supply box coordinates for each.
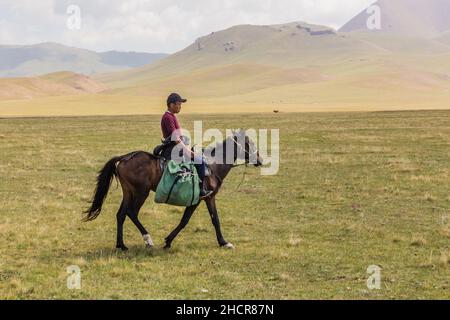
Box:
[232,129,263,167]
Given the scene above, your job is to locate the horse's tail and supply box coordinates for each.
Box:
[82,155,123,222]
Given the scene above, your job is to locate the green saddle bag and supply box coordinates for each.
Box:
[155,160,200,207]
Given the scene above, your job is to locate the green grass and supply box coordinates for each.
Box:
[0,111,449,299]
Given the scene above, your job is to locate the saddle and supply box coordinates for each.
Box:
[152,137,211,177]
[153,137,175,158]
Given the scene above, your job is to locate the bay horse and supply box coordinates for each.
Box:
[83,129,263,251]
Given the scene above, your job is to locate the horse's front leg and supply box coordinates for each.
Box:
[164,204,199,249]
[205,197,234,249]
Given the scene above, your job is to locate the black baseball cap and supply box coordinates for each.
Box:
[167,93,187,107]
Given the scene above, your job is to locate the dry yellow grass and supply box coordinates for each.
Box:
[0,91,449,118]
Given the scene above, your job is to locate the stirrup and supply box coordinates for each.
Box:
[199,188,213,199]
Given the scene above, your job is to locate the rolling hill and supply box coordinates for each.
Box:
[96,19,450,109]
[97,22,386,92]
[0,43,168,77]
[0,71,106,101]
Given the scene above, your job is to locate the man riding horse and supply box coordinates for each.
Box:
[161,93,213,199]
[83,94,264,251]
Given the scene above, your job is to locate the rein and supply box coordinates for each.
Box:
[234,164,247,191]
[230,136,258,158]
[229,136,255,190]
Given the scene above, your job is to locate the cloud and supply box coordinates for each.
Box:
[0,0,375,53]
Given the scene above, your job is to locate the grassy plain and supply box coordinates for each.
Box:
[0,111,449,299]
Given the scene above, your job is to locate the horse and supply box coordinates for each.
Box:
[83,129,263,251]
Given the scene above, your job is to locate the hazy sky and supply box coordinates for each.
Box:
[0,0,376,53]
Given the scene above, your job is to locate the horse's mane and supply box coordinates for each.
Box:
[204,137,233,161]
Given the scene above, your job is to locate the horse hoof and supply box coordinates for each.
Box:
[163,244,171,250]
[116,246,128,252]
[146,244,154,250]
[223,243,235,250]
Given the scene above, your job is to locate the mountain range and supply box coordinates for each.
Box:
[1,0,449,116]
[0,42,168,77]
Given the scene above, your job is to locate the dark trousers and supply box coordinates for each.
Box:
[195,162,206,183]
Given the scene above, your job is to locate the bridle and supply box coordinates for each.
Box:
[230,135,258,168]
[229,135,261,190]
[204,135,259,191]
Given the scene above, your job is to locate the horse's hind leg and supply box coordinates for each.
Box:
[116,200,128,251]
[127,192,153,249]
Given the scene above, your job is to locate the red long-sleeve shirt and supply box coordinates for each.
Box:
[161,111,181,140]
